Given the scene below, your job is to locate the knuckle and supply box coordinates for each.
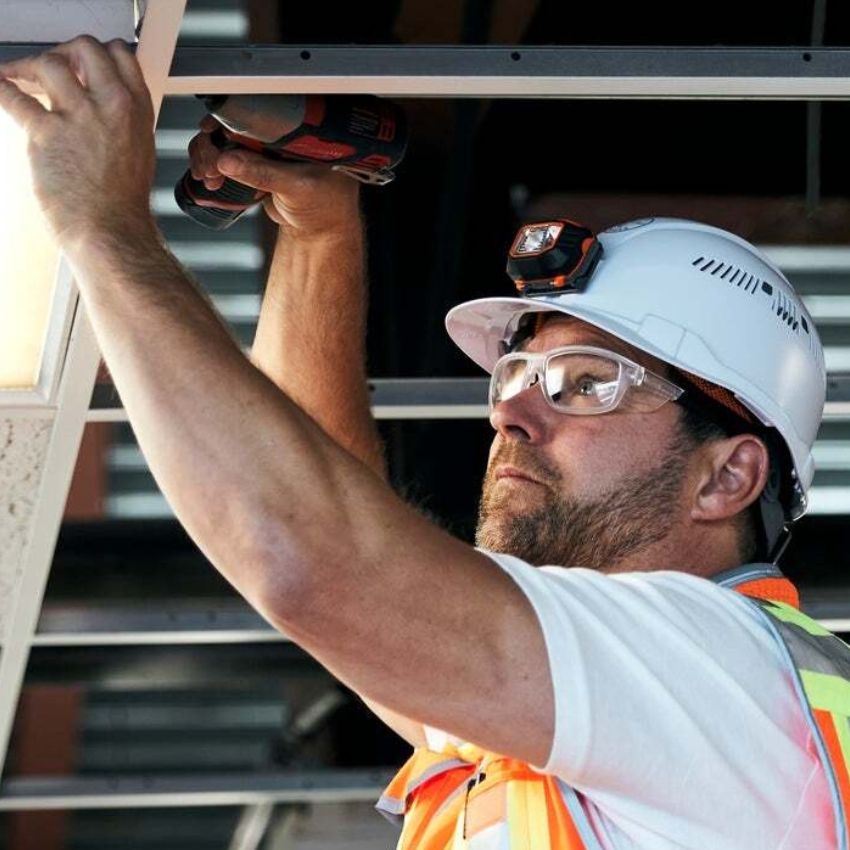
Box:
[252,162,272,185]
[73,34,100,49]
[107,86,132,109]
[43,52,69,69]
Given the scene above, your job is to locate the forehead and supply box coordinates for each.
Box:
[523,314,667,373]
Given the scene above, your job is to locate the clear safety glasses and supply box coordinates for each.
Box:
[489,345,685,416]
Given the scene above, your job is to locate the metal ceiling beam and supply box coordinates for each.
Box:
[33,601,286,646]
[163,46,850,99]
[87,375,850,422]
[27,598,850,646]
[0,769,394,810]
[3,45,850,99]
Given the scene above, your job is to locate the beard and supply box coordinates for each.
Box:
[475,436,692,571]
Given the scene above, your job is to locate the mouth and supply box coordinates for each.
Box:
[494,465,544,486]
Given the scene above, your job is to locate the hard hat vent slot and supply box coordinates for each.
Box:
[691,255,824,367]
[692,256,764,295]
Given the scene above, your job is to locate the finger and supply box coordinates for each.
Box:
[0,51,87,110]
[199,135,227,178]
[105,39,151,100]
[188,135,204,179]
[217,149,319,191]
[200,114,220,133]
[0,77,52,133]
[188,132,224,180]
[50,36,122,95]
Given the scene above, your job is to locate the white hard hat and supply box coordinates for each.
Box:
[446,217,826,524]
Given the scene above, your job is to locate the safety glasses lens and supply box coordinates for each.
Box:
[491,358,530,405]
[545,353,621,411]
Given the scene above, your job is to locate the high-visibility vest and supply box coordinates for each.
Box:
[377,565,850,849]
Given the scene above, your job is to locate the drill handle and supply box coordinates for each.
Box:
[174,129,269,231]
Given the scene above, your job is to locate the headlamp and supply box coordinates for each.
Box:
[507,219,603,297]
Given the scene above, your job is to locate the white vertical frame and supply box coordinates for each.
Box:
[0,0,188,778]
[0,260,77,408]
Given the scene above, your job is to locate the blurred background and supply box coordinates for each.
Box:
[2,0,850,846]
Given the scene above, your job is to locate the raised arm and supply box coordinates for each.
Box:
[0,38,552,766]
[188,117,422,744]
[188,121,385,474]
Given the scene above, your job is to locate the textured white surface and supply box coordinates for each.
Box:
[1,1,137,42]
[0,417,53,641]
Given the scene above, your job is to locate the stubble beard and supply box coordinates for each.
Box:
[475,437,692,571]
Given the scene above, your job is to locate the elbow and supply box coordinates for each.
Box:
[248,528,328,633]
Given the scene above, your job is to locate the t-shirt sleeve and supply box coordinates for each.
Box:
[483,551,825,845]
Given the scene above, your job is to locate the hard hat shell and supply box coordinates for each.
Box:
[445,217,826,510]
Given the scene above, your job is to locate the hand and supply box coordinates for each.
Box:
[187,114,361,240]
[0,36,157,249]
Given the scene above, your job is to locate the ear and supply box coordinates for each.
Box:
[690,435,769,523]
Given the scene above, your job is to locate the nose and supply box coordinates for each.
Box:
[489,380,549,443]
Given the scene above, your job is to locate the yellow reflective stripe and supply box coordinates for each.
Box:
[525,782,551,849]
[764,602,833,637]
[505,780,551,850]
[801,670,850,715]
[507,782,532,850]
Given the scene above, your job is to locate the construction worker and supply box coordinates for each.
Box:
[1,37,848,849]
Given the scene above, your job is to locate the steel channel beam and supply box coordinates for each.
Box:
[165,46,850,99]
[3,45,850,99]
[0,769,394,810]
[28,597,850,646]
[0,0,188,780]
[33,603,287,646]
[88,376,850,422]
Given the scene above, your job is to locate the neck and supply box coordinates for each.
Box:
[598,522,744,579]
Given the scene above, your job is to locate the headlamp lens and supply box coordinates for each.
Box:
[513,224,563,256]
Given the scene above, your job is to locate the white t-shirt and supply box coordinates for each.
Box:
[424,552,834,850]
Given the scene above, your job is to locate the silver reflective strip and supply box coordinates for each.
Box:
[751,601,848,850]
[712,563,784,589]
[374,757,471,823]
[556,780,605,850]
[375,794,405,826]
[408,758,471,797]
[375,795,405,827]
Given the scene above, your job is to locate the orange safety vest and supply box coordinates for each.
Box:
[376,566,850,849]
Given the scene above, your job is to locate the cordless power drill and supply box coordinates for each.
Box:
[175,94,408,230]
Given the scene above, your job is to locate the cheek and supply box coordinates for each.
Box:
[549,414,677,485]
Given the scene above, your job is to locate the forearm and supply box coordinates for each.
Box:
[252,215,386,479]
[63,221,370,613]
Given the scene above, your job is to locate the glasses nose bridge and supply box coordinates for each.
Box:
[522,353,547,394]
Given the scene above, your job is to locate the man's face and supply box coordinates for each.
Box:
[475,314,693,572]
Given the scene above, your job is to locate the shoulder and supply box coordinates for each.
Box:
[480,549,774,646]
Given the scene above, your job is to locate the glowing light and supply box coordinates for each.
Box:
[0,100,60,392]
